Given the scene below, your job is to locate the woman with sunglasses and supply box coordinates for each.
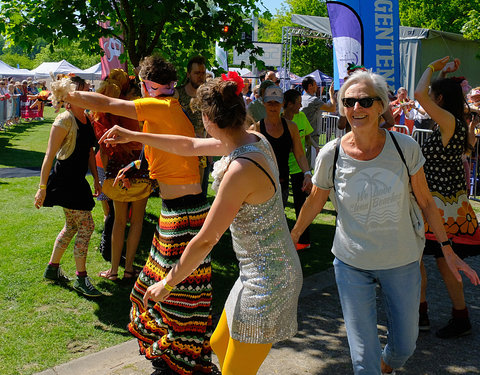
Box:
[291,70,479,375]
[62,56,214,375]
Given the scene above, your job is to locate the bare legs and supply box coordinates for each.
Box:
[101,197,148,279]
[436,257,466,310]
[420,258,466,309]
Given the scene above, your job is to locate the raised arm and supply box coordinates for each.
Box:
[66,91,138,120]
[414,56,456,143]
[100,124,228,156]
[380,107,395,129]
[411,167,479,285]
[321,86,337,113]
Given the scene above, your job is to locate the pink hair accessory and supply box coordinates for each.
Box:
[461,79,472,95]
[470,89,480,97]
[221,71,244,96]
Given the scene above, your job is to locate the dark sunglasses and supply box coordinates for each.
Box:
[342,97,381,108]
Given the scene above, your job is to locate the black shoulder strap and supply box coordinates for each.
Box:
[388,131,410,177]
[259,118,266,133]
[332,138,340,192]
[235,156,277,192]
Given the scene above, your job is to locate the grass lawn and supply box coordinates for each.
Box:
[0,107,336,375]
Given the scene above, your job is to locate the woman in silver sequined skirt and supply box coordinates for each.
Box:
[99,72,303,375]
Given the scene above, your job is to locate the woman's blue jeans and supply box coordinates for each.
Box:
[334,258,421,375]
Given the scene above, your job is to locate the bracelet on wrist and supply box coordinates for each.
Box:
[303,170,312,177]
[39,184,47,190]
[427,64,435,72]
[162,278,174,292]
[438,238,452,248]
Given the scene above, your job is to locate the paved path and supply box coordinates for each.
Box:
[35,255,480,375]
[0,167,41,178]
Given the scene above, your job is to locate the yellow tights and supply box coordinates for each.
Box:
[211,310,272,375]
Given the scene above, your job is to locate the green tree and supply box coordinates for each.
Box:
[0,51,36,69]
[461,10,480,40]
[399,0,480,35]
[259,0,333,77]
[0,0,264,73]
[33,42,100,70]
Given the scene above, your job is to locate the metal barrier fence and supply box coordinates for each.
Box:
[467,138,480,202]
[318,113,345,147]
[316,114,480,202]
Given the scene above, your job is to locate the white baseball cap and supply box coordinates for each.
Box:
[263,86,283,103]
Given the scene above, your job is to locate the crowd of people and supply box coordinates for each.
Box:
[32,53,480,375]
[0,77,48,129]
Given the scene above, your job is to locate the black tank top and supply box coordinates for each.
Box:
[260,117,293,184]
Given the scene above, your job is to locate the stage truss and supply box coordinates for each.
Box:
[280,26,331,89]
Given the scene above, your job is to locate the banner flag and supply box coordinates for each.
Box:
[99,22,127,79]
[326,0,400,91]
[215,41,229,72]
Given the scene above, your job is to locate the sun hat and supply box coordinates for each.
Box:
[263,85,284,103]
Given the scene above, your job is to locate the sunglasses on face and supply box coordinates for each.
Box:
[342,97,381,108]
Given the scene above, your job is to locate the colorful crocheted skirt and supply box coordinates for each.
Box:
[128,194,213,374]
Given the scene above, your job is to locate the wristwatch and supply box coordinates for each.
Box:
[438,239,453,247]
[304,171,312,177]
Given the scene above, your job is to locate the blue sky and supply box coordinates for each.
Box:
[257,0,284,14]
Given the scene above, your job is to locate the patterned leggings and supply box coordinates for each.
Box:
[53,208,94,259]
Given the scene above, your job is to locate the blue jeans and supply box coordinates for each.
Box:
[334,258,420,375]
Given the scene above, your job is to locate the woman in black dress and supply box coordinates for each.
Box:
[34,76,102,297]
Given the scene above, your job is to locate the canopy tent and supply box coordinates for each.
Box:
[291,14,480,96]
[0,60,34,79]
[229,67,251,77]
[290,69,332,86]
[82,63,102,81]
[32,59,86,79]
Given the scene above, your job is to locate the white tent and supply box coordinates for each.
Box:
[0,60,34,79]
[32,59,85,79]
[82,63,102,81]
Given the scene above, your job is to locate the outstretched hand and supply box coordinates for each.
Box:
[99,125,134,147]
[143,281,171,309]
[442,58,461,75]
[444,250,480,285]
[113,167,131,189]
[429,56,450,73]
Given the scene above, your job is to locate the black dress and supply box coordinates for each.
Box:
[43,114,97,211]
[260,117,293,206]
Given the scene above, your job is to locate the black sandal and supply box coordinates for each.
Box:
[123,268,141,280]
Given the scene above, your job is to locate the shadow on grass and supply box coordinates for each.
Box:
[0,148,45,168]
[0,121,50,168]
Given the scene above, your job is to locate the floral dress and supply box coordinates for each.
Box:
[422,118,480,251]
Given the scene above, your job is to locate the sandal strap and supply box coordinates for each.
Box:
[99,270,118,280]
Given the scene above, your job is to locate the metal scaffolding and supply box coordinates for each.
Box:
[280,26,331,90]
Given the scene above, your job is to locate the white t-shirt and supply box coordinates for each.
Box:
[313,130,426,270]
